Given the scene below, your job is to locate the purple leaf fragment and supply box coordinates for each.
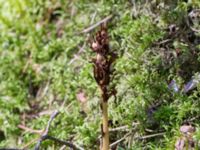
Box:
[184,80,196,93]
[168,80,179,92]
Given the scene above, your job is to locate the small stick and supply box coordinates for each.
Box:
[43,110,59,135]
[110,132,132,148]
[47,136,84,150]
[109,122,140,132]
[109,125,129,132]
[136,132,165,140]
[34,110,84,150]
[34,110,59,150]
[18,124,43,134]
[80,15,113,34]
[110,132,165,148]
[155,39,173,45]
[34,135,84,150]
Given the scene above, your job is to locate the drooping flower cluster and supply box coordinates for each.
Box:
[90,24,116,102]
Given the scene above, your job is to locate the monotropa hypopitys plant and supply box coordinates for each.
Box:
[90,24,117,150]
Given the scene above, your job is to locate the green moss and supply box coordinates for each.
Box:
[0,0,200,149]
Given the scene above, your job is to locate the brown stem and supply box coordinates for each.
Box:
[101,98,109,150]
[100,85,110,150]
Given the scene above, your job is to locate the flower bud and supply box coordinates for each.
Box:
[92,42,99,51]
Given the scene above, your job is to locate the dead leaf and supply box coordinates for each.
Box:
[175,138,185,150]
[76,90,87,103]
[76,90,88,114]
[180,125,195,134]
[56,19,64,38]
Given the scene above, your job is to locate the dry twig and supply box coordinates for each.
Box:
[80,14,113,34]
[136,132,165,140]
[34,110,84,150]
[110,132,165,148]
[110,132,132,148]
[109,122,140,132]
[18,125,43,134]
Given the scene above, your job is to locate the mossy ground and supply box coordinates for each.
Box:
[0,0,200,149]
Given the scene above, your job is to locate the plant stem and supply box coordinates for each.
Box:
[101,99,109,150]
